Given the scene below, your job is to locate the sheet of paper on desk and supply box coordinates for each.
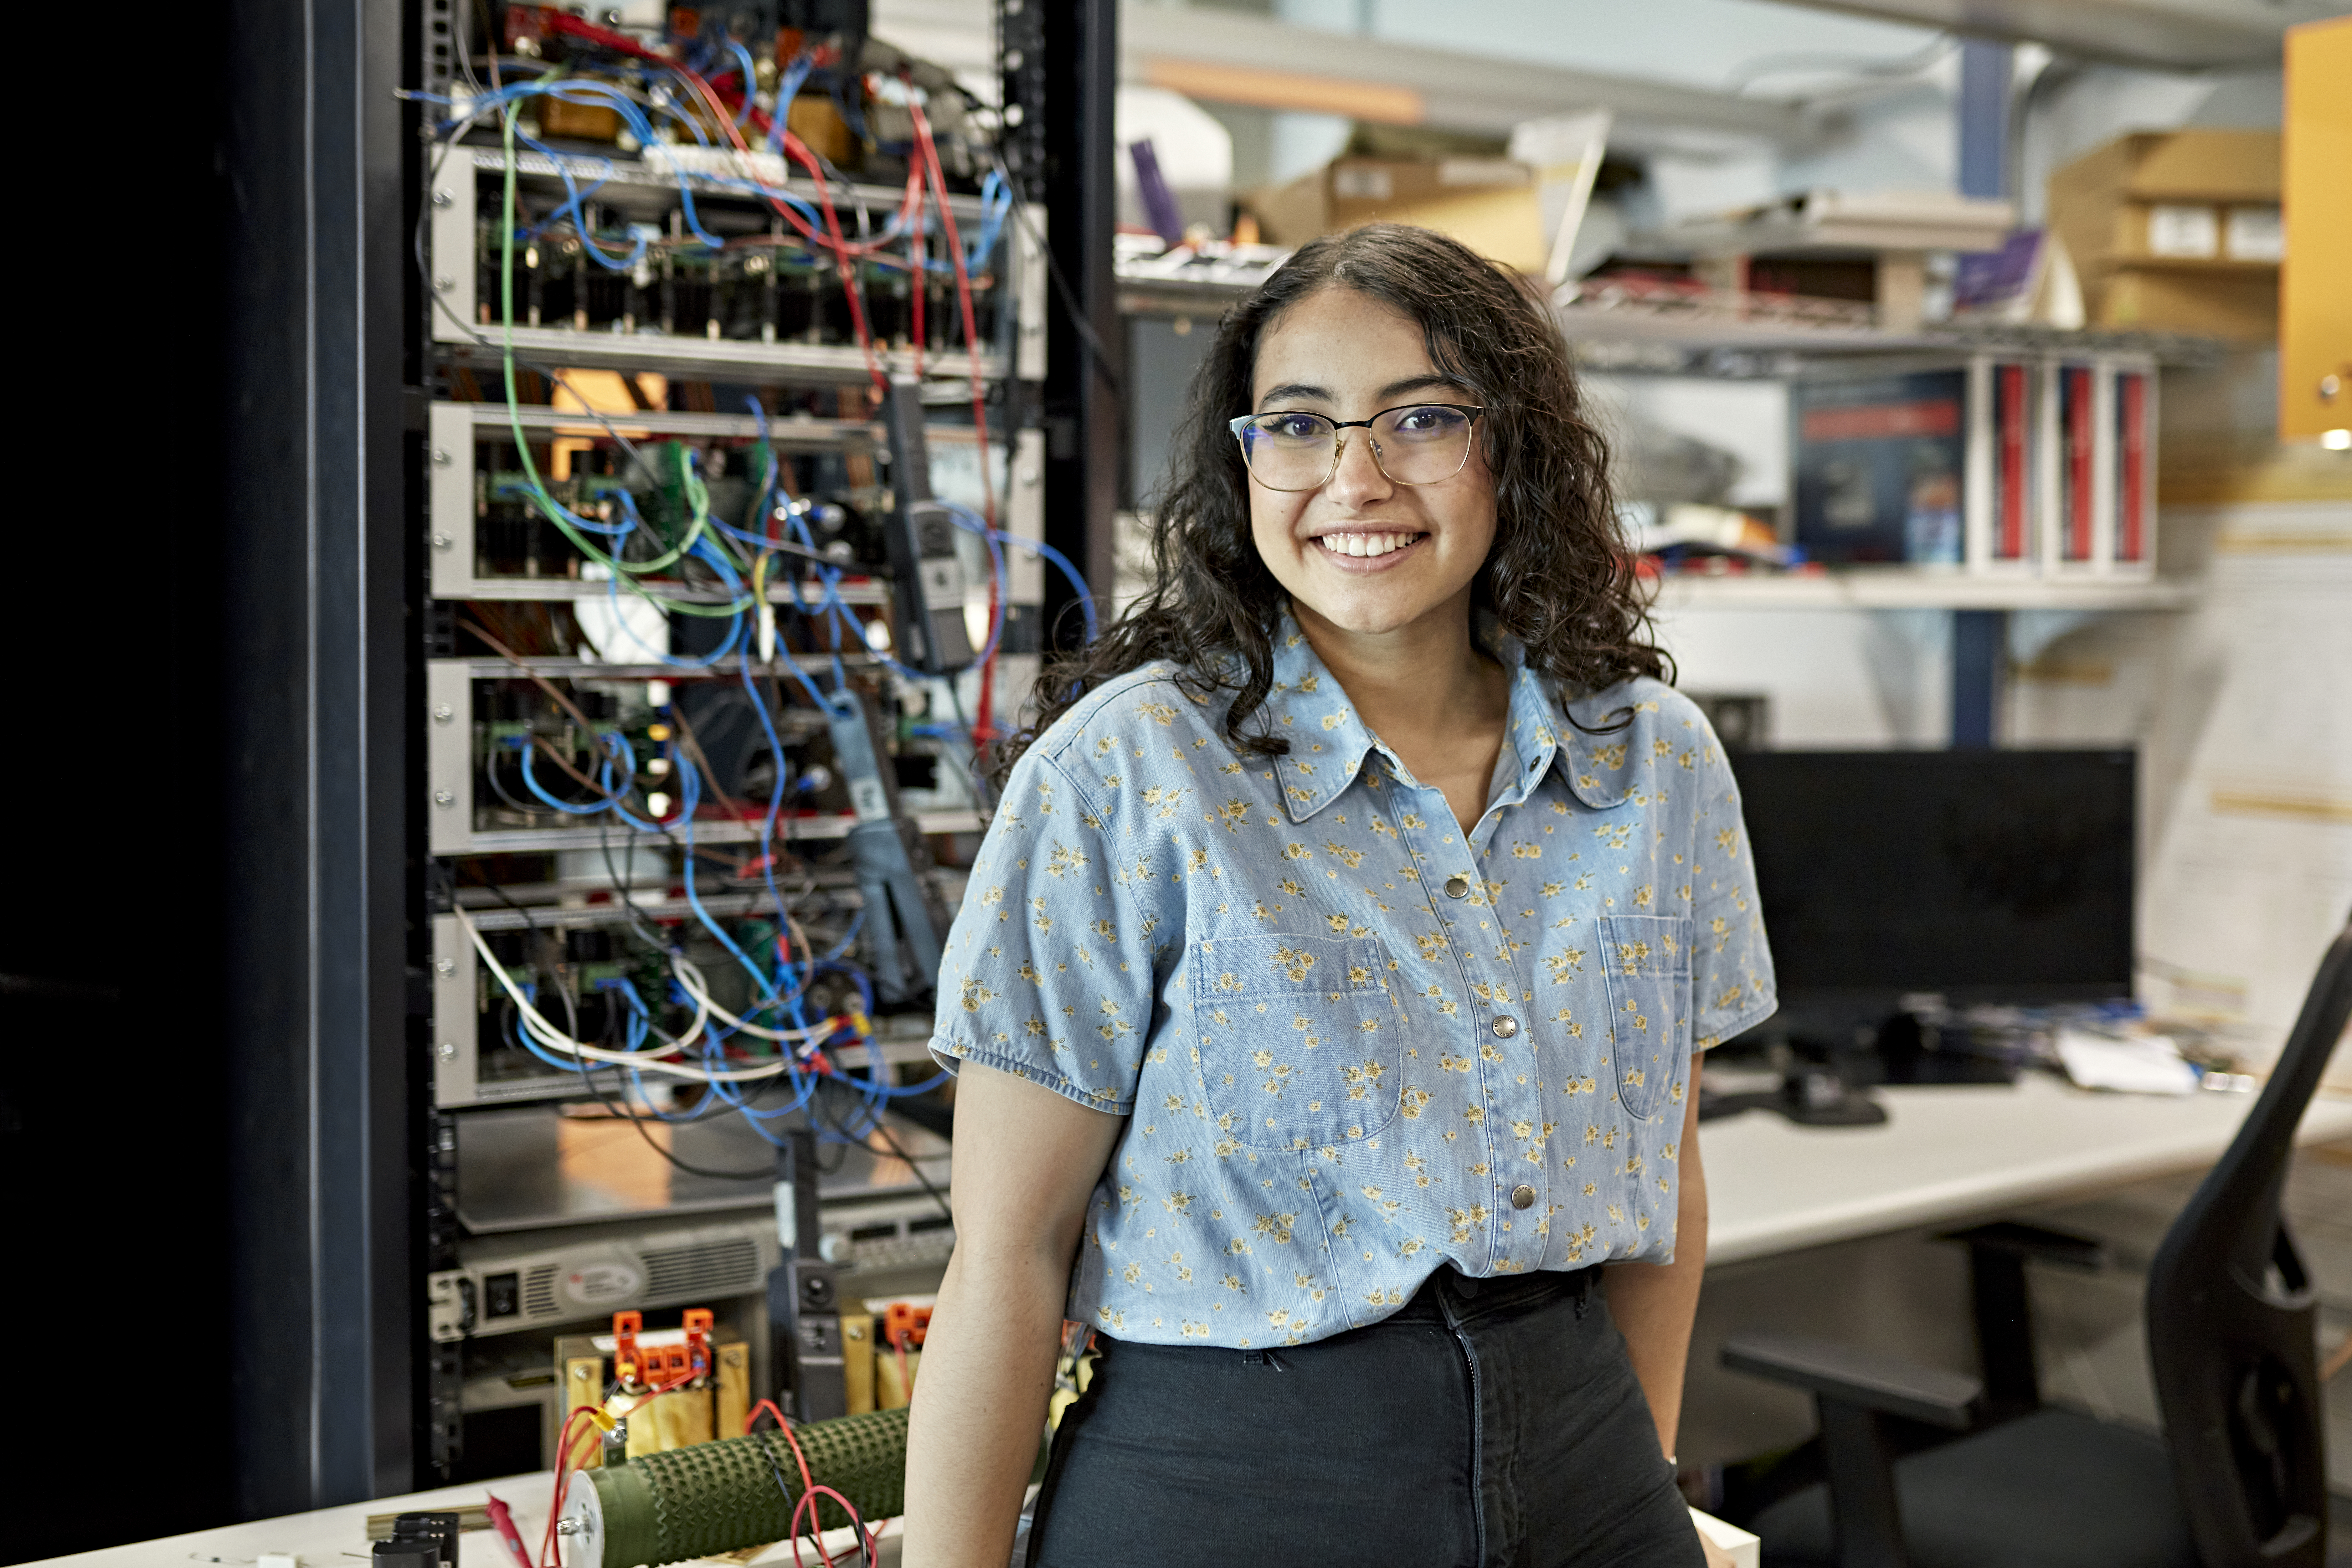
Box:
[2056,1029,2198,1095]
[1692,1507,1762,1568]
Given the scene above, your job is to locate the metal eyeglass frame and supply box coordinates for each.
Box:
[1226,404,1486,492]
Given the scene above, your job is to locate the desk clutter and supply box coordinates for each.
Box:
[1699,1002,2262,1126]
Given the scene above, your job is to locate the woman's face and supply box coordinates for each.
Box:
[1245,286,1497,641]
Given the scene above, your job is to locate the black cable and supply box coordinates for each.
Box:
[941,679,999,813]
[989,150,1123,402]
[816,1077,953,1222]
[868,1110,954,1223]
[482,748,556,817]
[569,1044,780,1181]
[456,850,776,1180]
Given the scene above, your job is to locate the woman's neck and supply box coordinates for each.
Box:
[1292,595,1511,775]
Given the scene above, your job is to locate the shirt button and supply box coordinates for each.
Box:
[1444,875,1470,898]
[1511,1185,1536,1210]
[1491,1015,1519,1039]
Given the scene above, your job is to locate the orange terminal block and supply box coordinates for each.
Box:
[883,1301,933,1352]
[612,1310,646,1388]
[684,1308,714,1380]
[643,1340,692,1386]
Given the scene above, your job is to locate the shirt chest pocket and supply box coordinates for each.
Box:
[1599,915,1692,1123]
[1190,933,1405,1151]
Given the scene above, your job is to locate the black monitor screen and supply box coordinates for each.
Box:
[1731,749,2134,1009]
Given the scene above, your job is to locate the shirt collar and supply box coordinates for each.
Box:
[1264,614,1598,822]
[1265,619,1379,822]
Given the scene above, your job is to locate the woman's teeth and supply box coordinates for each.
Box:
[1316,531,1424,558]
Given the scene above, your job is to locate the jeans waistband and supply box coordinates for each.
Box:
[1386,1263,1599,1326]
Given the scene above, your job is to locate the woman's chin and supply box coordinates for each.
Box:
[1289,578,1463,641]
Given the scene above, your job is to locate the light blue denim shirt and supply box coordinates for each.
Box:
[930,618,1776,1348]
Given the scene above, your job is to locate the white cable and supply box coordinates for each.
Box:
[456,906,794,1083]
[668,949,853,1044]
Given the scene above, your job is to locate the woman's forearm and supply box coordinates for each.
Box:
[1603,1062,1710,1458]
[903,1064,1125,1567]
[901,1241,1073,1568]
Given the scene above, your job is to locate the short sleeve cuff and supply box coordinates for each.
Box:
[928,1034,1134,1116]
[1695,990,1776,1050]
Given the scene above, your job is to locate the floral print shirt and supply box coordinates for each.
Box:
[929,619,1776,1347]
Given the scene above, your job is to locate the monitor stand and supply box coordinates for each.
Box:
[1698,1039,1887,1127]
[1872,1010,2021,1086]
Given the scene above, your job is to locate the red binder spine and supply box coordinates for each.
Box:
[2066,367,2094,561]
[1998,363,2027,560]
[2117,373,2147,563]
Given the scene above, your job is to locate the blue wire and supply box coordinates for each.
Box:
[767,54,817,152]
[726,40,760,128]
[598,539,748,668]
[942,506,1009,669]
[966,516,1097,645]
[511,122,644,272]
[668,746,782,1006]
[513,733,631,816]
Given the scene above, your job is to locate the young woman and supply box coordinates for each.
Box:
[903,223,1774,1568]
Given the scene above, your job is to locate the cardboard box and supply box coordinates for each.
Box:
[2047,130,2281,337]
[2097,264,2279,340]
[1243,157,1548,272]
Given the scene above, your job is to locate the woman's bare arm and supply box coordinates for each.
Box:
[901,1063,1125,1568]
[1603,1056,1709,1460]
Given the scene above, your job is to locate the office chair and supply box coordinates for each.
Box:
[1720,914,2352,1568]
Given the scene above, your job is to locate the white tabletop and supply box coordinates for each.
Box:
[56,1077,2349,1566]
[41,1474,899,1567]
[1702,1072,2352,1266]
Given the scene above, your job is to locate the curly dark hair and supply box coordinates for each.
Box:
[995,221,1665,783]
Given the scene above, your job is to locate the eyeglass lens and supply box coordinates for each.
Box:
[1239,406,1475,491]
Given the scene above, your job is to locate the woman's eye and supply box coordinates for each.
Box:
[1394,407,1457,434]
[1266,415,1324,441]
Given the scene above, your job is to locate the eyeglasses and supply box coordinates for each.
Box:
[1227,403,1485,492]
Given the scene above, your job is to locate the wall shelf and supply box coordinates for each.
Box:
[1560,293,2228,376]
[1648,572,2200,612]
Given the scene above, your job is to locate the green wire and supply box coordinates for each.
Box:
[497,102,753,620]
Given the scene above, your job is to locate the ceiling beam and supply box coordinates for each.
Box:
[1118,2,1819,148]
[1758,0,2295,70]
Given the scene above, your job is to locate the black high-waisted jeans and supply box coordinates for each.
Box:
[1028,1265,1705,1568]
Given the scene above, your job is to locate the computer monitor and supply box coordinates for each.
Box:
[1728,748,2135,1041]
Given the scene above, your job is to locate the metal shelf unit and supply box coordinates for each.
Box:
[413,94,1051,1485]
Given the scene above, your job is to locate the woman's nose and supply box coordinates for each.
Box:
[1324,430,1392,504]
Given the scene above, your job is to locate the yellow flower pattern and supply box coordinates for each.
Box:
[929,616,1774,1347]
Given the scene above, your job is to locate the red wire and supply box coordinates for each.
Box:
[537,13,890,396]
[908,98,1002,741]
[535,1372,712,1565]
[747,1399,878,1568]
[541,1404,605,1568]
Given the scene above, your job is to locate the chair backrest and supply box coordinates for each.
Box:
[2147,914,2352,1568]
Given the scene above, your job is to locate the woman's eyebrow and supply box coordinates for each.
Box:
[1257,373,1461,409]
[1376,374,1462,401]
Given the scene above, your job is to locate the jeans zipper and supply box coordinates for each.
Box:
[1437,1293,1487,1567]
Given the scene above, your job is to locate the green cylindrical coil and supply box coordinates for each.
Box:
[589,1406,909,1568]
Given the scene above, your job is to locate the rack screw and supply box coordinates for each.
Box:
[2322,374,2342,402]
[431,189,452,208]
[434,275,454,292]
[434,959,456,977]
[432,532,454,550]
[433,704,456,723]
[436,1042,457,1060]
[434,789,456,807]
[432,448,452,466]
